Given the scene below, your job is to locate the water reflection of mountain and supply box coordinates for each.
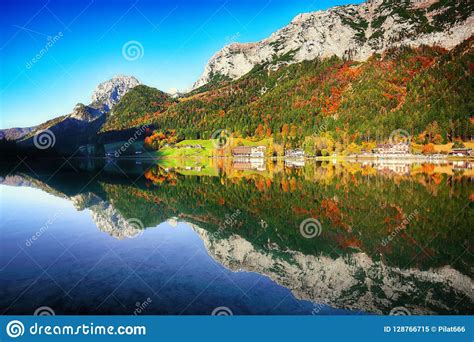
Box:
[1,158,472,314]
[192,224,472,315]
[72,193,144,239]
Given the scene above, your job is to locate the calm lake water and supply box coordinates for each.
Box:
[1,158,472,315]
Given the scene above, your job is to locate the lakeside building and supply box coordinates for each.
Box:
[285,160,305,168]
[233,159,266,171]
[183,166,202,171]
[375,162,411,175]
[452,160,472,170]
[373,143,410,157]
[285,149,305,158]
[453,160,474,171]
[450,148,473,157]
[232,146,266,158]
[361,160,411,175]
[177,144,203,149]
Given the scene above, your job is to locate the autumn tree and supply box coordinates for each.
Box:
[422,143,435,154]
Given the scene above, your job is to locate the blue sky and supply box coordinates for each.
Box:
[0,0,360,128]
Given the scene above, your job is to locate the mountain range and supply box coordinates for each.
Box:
[1,0,473,155]
[193,0,474,88]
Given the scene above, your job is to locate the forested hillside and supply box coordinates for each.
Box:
[104,38,473,147]
[101,85,176,132]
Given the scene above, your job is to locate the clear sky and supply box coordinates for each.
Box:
[0,0,361,128]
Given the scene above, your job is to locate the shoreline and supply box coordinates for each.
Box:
[4,155,472,163]
[205,155,474,162]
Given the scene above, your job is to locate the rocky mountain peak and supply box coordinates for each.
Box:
[166,87,184,99]
[68,103,103,122]
[192,0,474,89]
[91,75,140,112]
[9,76,141,144]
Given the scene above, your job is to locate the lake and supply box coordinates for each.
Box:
[0,157,472,315]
